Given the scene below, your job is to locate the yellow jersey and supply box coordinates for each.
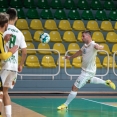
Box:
[0,31,12,60]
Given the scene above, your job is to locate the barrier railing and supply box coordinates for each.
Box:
[64,50,109,80]
[113,51,117,76]
[18,49,60,80]
[18,49,110,80]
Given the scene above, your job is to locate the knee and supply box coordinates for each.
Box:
[3,91,8,96]
[72,85,78,92]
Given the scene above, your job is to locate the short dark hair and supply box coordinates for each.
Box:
[82,30,92,36]
[6,8,17,20]
[0,13,9,27]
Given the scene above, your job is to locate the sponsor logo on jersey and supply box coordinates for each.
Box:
[83,48,86,54]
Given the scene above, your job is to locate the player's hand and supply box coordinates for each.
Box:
[99,45,104,50]
[65,55,71,60]
[8,45,18,54]
[4,34,12,42]
[18,65,23,72]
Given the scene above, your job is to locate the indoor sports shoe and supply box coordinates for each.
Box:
[57,109,68,116]
[106,80,116,90]
[57,104,68,110]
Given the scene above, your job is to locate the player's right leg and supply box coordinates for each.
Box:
[57,70,95,110]
[106,80,116,90]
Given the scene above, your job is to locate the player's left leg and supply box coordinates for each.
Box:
[89,77,116,90]
[3,87,11,117]
[3,71,17,117]
[0,69,9,117]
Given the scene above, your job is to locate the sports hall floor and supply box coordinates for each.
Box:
[2,95,117,117]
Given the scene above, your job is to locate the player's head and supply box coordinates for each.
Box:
[6,8,17,22]
[0,13,9,31]
[82,30,92,44]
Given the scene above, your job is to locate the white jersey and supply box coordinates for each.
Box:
[81,41,97,73]
[1,24,27,71]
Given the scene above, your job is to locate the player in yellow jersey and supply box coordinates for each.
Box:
[0,13,18,117]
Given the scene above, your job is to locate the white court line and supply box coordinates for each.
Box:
[81,98,117,108]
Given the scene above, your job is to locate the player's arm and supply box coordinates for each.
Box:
[18,34,27,72]
[65,50,82,59]
[20,48,27,66]
[0,36,18,60]
[94,43,104,50]
[0,52,12,60]
[18,48,27,72]
[20,34,27,66]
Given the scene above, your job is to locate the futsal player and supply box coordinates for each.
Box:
[57,30,116,110]
[1,8,27,117]
[0,12,18,117]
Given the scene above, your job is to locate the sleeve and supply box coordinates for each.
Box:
[92,41,97,47]
[92,42,98,51]
[19,33,27,49]
[0,52,12,60]
[0,36,12,60]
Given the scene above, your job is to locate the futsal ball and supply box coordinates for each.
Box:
[40,33,50,43]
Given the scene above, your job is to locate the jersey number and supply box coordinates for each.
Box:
[9,35,16,48]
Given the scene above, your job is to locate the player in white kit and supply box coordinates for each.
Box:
[57,30,116,110]
[0,8,27,117]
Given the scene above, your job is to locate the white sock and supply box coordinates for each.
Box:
[90,77,106,85]
[4,105,12,117]
[64,91,77,106]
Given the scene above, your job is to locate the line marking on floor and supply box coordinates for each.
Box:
[81,98,117,108]
[104,103,117,107]
[2,102,46,117]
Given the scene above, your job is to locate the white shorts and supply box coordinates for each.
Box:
[0,69,17,89]
[74,70,95,89]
